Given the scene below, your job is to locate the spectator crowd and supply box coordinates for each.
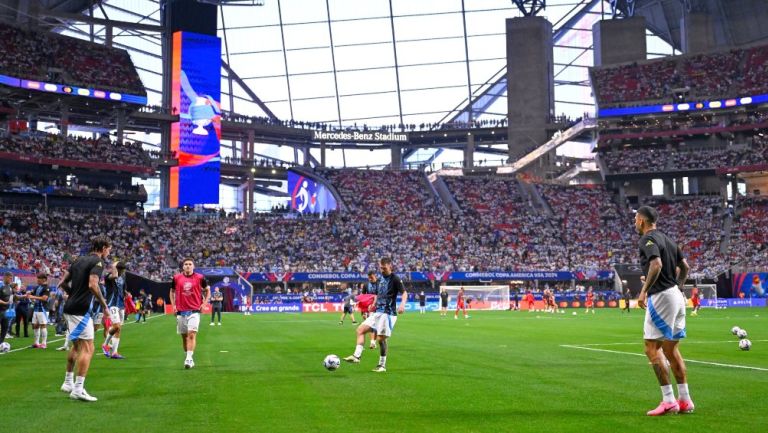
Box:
[0,23,144,95]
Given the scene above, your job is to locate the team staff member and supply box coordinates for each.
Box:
[59,236,112,402]
[0,272,13,347]
[210,287,223,326]
[170,258,210,369]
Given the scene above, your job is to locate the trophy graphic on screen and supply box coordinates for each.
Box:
[180,70,221,136]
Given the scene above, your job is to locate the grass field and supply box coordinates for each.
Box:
[1,308,766,433]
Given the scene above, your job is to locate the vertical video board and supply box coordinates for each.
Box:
[170,31,221,207]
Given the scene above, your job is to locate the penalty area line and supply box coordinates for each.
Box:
[560,344,768,372]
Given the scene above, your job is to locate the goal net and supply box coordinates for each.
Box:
[442,285,509,311]
[682,284,719,308]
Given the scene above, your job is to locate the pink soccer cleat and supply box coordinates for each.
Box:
[677,399,695,414]
[101,344,111,357]
[647,401,680,416]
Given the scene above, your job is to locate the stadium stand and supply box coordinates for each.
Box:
[591,43,768,107]
[0,22,144,94]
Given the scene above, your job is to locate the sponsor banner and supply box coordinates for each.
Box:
[196,267,237,276]
[249,303,301,314]
[700,298,767,308]
[246,271,613,283]
[302,302,344,313]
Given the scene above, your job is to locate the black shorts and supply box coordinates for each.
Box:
[343,305,353,314]
[441,302,448,308]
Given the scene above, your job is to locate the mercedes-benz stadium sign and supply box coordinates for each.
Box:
[312,130,408,143]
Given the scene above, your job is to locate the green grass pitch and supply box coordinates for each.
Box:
[1,308,766,433]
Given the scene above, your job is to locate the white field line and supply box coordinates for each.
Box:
[560,344,768,372]
[577,340,768,346]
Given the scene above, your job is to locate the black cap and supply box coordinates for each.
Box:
[636,205,659,224]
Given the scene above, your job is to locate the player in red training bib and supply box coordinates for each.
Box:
[585,289,595,314]
[525,291,535,311]
[690,287,700,316]
[170,258,210,370]
[455,287,467,319]
[358,272,378,349]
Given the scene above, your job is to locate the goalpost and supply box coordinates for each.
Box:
[682,284,719,309]
[442,285,510,311]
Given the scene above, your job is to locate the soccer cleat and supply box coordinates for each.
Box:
[339,321,343,325]
[184,359,195,369]
[101,344,111,357]
[39,344,47,349]
[218,322,222,326]
[210,322,215,326]
[372,365,386,373]
[69,389,98,402]
[369,341,377,349]
[342,355,360,363]
[30,344,40,349]
[60,382,73,393]
[678,399,695,414]
[647,401,679,416]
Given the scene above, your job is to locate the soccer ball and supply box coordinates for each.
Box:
[739,339,752,351]
[731,326,741,335]
[0,342,10,353]
[737,329,748,339]
[323,354,341,371]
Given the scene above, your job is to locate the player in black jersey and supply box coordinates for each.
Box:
[634,206,694,416]
[59,236,112,402]
[102,261,127,359]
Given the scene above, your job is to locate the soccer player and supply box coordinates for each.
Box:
[690,287,701,316]
[454,287,467,319]
[622,287,631,313]
[102,261,127,359]
[170,258,210,369]
[358,273,377,349]
[0,272,13,347]
[584,289,595,314]
[339,289,357,325]
[59,236,112,402]
[210,287,224,326]
[439,287,448,316]
[635,206,694,416]
[525,291,535,311]
[29,273,51,348]
[343,257,406,372]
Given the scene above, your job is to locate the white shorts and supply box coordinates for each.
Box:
[644,287,686,341]
[92,312,104,326]
[176,312,200,335]
[65,314,94,341]
[362,312,398,338]
[32,311,48,325]
[109,307,125,325]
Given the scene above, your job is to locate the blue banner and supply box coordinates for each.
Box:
[245,270,613,284]
[700,298,766,308]
[248,303,302,314]
[287,171,338,214]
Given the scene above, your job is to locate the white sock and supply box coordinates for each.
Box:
[661,385,675,403]
[41,328,47,345]
[186,350,193,361]
[34,328,41,344]
[74,376,85,392]
[678,383,690,401]
[353,344,364,358]
[379,356,387,367]
[64,372,74,384]
[111,338,120,354]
